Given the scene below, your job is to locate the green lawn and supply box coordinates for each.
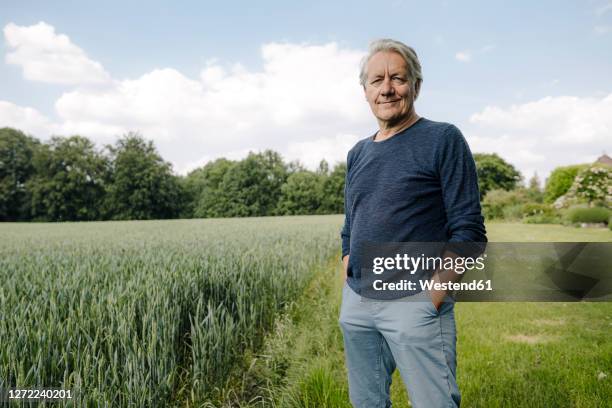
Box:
[228,222,612,408]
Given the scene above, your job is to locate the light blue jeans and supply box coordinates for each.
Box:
[338,281,460,408]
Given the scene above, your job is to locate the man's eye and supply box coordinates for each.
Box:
[392,77,406,83]
[371,78,382,85]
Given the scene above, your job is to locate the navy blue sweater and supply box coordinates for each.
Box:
[341,117,487,293]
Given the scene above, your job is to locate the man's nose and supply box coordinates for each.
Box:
[380,77,394,96]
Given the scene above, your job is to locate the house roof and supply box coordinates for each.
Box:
[595,154,612,165]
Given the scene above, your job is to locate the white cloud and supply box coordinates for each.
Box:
[0,100,58,136]
[50,41,372,173]
[3,21,111,85]
[178,133,361,176]
[467,93,612,182]
[285,133,361,170]
[1,23,374,173]
[455,44,496,63]
[455,51,471,62]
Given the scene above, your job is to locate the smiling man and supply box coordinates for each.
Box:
[339,39,487,407]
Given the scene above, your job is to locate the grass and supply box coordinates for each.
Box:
[1,218,610,407]
[0,216,342,407]
[220,220,612,408]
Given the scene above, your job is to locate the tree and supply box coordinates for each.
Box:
[28,135,109,221]
[473,153,522,198]
[319,162,346,214]
[286,159,306,174]
[276,170,322,215]
[526,172,543,203]
[544,164,588,203]
[217,150,288,217]
[316,159,329,176]
[105,132,182,220]
[185,158,236,218]
[0,128,40,220]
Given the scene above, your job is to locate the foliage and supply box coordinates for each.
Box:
[215,150,288,217]
[277,171,323,215]
[563,165,611,208]
[186,158,236,218]
[28,135,109,221]
[525,173,544,203]
[482,188,561,223]
[521,203,559,224]
[275,161,346,216]
[473,153,522,198]
[544,164,588,203]
[104,132,183,220]
[320,162,346,214]
[0,128,40,220]
[482,188,529,220]
[564,206,610,224]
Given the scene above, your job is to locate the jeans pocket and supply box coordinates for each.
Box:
[424,290,441,317]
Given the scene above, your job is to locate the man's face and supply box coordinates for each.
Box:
[364,51,418,125]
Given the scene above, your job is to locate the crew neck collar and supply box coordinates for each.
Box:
[369,117,425,144]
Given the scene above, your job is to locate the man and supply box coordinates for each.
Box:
[339,38,487,407]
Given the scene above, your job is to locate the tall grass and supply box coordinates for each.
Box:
[0,216,341,407]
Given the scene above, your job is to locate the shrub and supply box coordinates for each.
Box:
[544,164,588,203]
[563,165,612,208]
[522,203,555,217]
[521,203,560,224]
[502,204,524,221]
[565,206,610,224]
[521,203,559,224]
[482,188,529,220]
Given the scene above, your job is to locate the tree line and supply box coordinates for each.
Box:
[0,128,346,221]
[0,127,522,222]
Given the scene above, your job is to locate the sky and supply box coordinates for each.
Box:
[1,0,611,183]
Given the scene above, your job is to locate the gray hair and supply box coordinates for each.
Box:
[359,39,423,91]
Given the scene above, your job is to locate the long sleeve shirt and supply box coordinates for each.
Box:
[341,117,487,294]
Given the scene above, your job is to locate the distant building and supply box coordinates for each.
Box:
[594,154,612,166]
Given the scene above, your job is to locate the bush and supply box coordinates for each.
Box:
[502,204,524,221]
[521,203,560,224]
[565,206,610,224]
[564,165,612,208]
[482,188,529,220]
[483,189,563,223]
[609,215,612,230]
[544,164,588,203]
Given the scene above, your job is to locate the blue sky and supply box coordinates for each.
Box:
[1,0,611,180]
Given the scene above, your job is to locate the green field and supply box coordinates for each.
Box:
[0,216,340,407]
[0,218,610,407]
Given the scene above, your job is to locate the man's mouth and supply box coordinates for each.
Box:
[379,100,400,104]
